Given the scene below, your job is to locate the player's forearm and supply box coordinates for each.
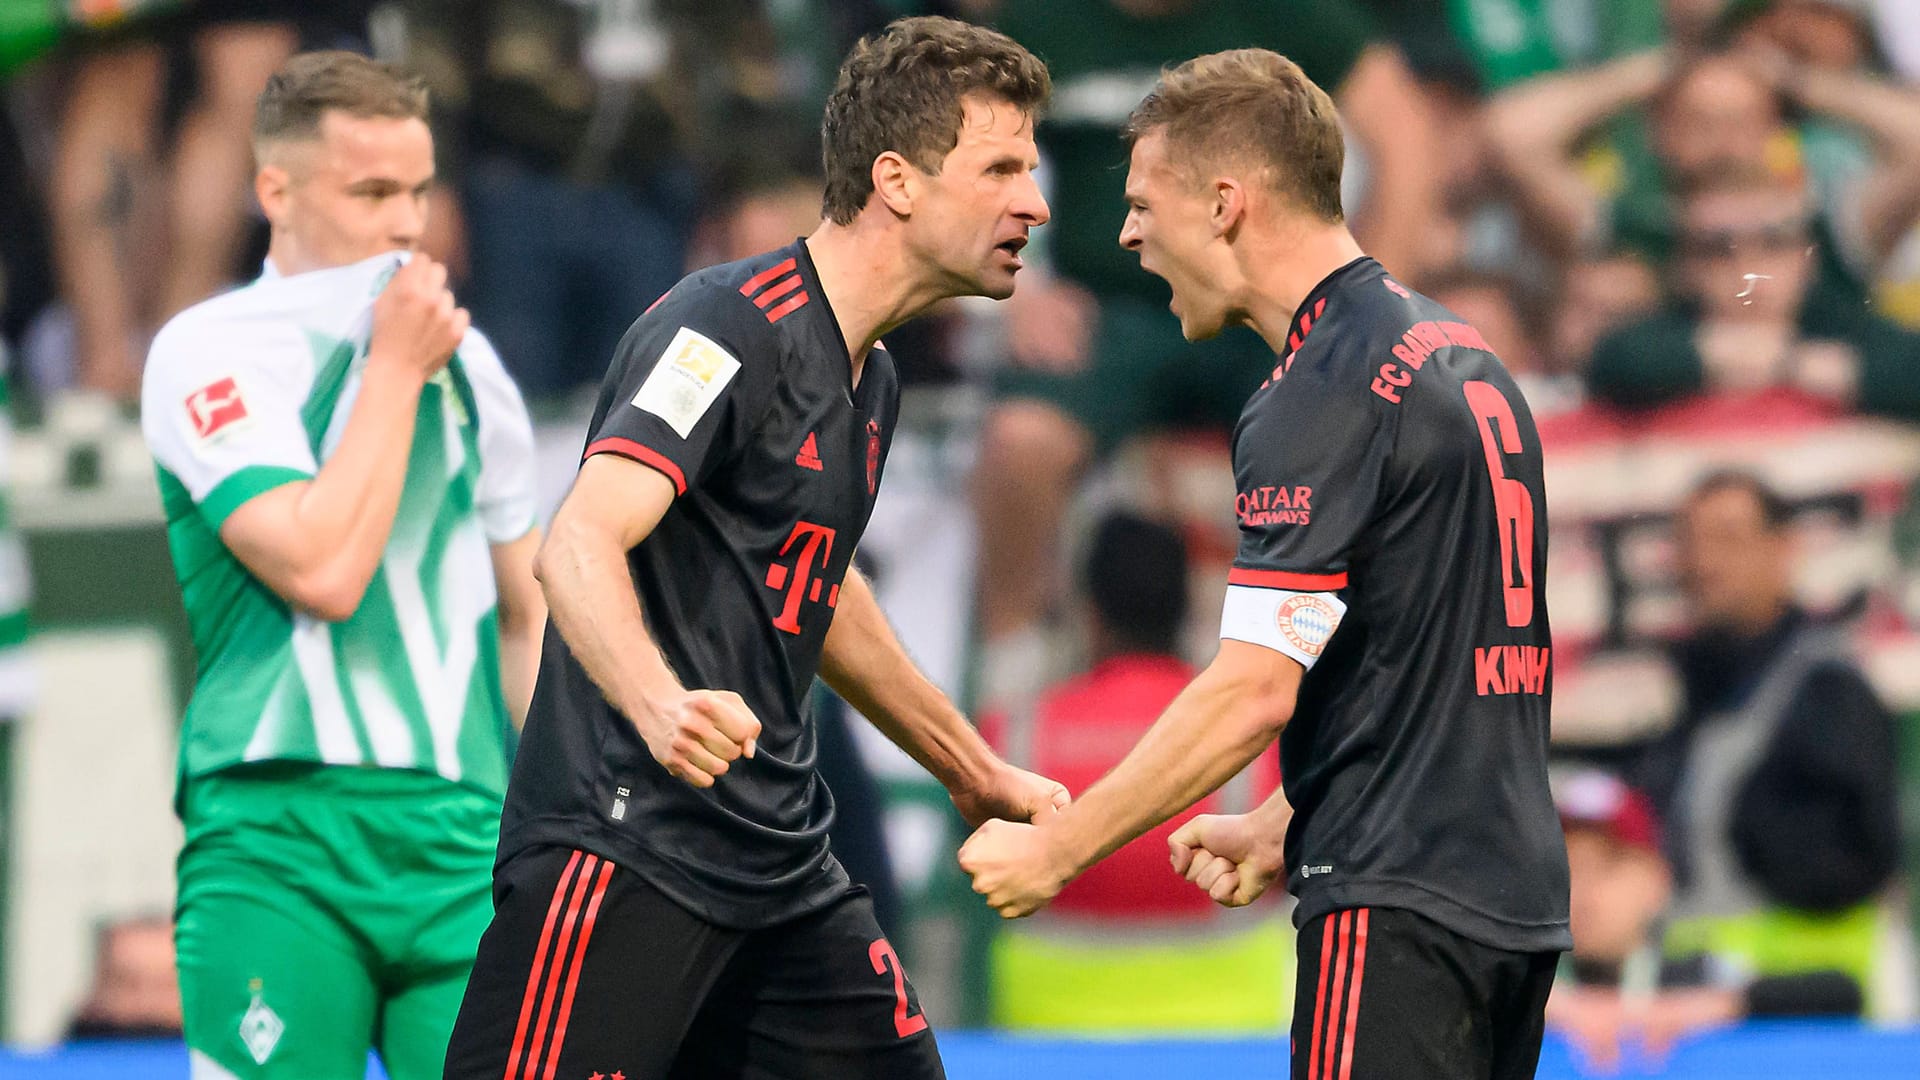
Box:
[1482,50,1667,253]
[536,520,684,725]
[248,362,428,619]
[1339,47,1441,278]
[1484,49,1667,154]
[1042,657,1291,876]
[497,613,543,729]
[819,571,996,791]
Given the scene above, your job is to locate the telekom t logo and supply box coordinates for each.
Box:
[764,521,841,633]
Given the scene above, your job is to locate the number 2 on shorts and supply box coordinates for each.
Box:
[868,938,928,1037]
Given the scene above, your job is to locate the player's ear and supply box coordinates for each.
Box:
[255,162,293,226]
[1211,177,1246,239]
[871,151,915,217]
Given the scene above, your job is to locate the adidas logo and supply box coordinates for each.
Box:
[795,432,824,471]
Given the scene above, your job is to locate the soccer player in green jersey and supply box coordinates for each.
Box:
[139,51,545,1080]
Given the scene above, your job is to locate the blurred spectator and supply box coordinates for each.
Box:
[972,0,1441,702]
[46,4,373,413]
[64,916,184,1040]
[1586,165,1920,418]
[1546,769,1865,1071]
[1635,471,1902,1012]
[397,0,692,401]
[982,512,1286,1032]
[1425,269,1584,416]
[1483,39,1920,292]
[1547,252,1661,379]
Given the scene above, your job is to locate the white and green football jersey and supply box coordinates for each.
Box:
[141,252,536,799]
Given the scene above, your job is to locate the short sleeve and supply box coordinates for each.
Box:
[582,288,778,496]
[141,313,318,532]
[1219,357,1390,668]
[1229,362,1392,590]
[461,329,539,542]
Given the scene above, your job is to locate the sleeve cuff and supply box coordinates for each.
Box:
[1220,584,1347,671]
[198,465,312,532]
[584,437,687,495]
[1227,566,1348,591]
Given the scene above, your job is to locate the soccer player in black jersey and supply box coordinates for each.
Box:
[959,49,1571,1080]
[443,18,1065,1080]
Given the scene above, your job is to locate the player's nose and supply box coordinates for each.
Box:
[1011,173,1049,227]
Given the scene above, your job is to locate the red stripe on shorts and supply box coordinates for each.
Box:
[522,854,600,1079]
[1338,909,1371,1080]
[540,859,617,1080]
[1307,914,1336,1080]
[504,850,583,1080]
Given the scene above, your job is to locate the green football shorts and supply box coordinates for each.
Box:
[175,763,500,1080]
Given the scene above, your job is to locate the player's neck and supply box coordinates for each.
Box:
[1238,223,1365,354]
[803,222,937,372]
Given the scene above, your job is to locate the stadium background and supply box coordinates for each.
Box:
[1,0,1919,1076]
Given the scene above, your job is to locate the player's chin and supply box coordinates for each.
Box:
[976,267,1020,301]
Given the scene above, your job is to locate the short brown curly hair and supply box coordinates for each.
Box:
[1125,49,1345,223]
[820,16,1051,226]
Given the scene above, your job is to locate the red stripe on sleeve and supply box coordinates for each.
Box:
[739,257,799,297]
[583,438,687,496]
[1227,567,1348,591]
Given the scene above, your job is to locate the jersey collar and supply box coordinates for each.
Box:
[1286,255,1379,353]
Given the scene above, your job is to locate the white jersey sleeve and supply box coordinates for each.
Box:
[460,328,539,543]
[142,309,318,531]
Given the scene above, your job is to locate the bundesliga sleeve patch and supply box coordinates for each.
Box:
[630,326,741,439]
[1220,585,1348,671]
[185,376,252,443]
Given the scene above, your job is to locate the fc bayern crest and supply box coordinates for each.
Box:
[865,419,881,494]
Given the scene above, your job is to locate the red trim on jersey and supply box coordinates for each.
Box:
[540,859,615,1080]
[1308,915,1335,1080]
[764,292,810,324]
[1322,911,1352,1078]
[584,438,687,496]
[1228,567,1348,592]
[1338,909,1370,1080]
[739,258,798,297]
[504,850,583,1080]
[753,275,803,308]
[643,289,671,314]
[523,854,599,1077]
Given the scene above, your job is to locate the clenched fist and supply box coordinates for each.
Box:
[636,688,762,789]
[368,254,468,384]
[1168,812,1285,908]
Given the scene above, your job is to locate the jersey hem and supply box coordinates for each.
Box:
[198,464,312,532]
[497,816,853,932]
[1293,877,1571,954]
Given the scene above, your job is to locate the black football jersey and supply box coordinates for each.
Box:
[500,240,898,929]
[1223,257,1571,953]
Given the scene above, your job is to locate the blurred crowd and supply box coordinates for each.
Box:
[2,0,1919,1059]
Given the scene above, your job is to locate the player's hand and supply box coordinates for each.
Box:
[1632,987,1742,1062]
[1168,813,1284,908]
[949,761,1071,829]
[957,819,1073,919]
[367,254,468,384]
[635,688,762,789]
